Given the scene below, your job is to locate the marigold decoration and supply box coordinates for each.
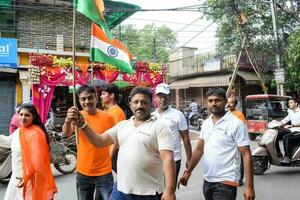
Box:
[148,63,161,73]
[28,65,41,85]
[53,56,73,68]
[105,64,118,71]
[29,53,53,67]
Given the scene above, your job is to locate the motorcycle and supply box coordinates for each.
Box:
[0,147,11,184]
[252,120,300,175]
[183,108,208,130]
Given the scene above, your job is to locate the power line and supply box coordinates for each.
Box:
[169,22,215,55]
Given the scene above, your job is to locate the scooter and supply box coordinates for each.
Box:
[252,120,300,175]
[183,110,204,130]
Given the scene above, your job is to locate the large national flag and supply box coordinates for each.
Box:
[90,24,134,74]
[76,0,112,40]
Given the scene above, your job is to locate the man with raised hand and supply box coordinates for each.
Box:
[63,85,116,200]
[67,87,176,200]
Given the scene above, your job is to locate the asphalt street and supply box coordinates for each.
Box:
[1,133,300,200]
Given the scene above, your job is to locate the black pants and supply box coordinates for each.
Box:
[203,180,237,200]
[275,128,291,156]
[283,131,300,158]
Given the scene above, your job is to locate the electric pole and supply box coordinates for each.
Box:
[270,0,285,95]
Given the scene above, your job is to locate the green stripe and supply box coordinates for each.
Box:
[90,48,135,74]
[76,0,112,40]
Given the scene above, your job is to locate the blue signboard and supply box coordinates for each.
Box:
[0,38,17,68]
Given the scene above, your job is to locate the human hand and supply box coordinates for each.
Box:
[284,124,293,129]
[177,172,190,189]
[161,191,176,200]
[244,186,255,200]
[15,177,23,188]
[65,107,83,126]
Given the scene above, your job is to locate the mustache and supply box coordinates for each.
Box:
[136,108,145,112]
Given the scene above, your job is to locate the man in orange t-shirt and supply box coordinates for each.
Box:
[227,96,246,186]
[63,85,115,200]
[101,84,126,173]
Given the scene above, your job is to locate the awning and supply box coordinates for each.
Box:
[190,74,231,87]
[169,73,231,89]
[237,71,261,85]
[169,79,190,89]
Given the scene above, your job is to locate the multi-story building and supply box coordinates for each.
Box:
[168,47,275,111]
[0,0,139,133]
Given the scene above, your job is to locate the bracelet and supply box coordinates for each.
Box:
[79,122,87,130]
[184,170,191,176]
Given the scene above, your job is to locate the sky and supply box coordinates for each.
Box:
[118,0,218,53]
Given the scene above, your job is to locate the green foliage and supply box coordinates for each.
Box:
[202,0,300,91]
[284,29,300,90]
[112,24,177,63]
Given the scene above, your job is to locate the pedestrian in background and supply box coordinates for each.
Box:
[153,83,192,184]
[66,87,176,200]
[100,83,126,173]
[188,99,199,119]
[178,88,255,200]
[227,96,246,186]
[63,85,116,200]
[1,103,57,200]
[9,104,21,134]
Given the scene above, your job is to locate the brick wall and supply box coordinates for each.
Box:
[17,10,91,50]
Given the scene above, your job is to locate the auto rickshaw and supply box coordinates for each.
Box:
[245,94,292,140]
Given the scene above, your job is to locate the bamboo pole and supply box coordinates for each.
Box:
[72,1,79,145]
[226,37,246,97]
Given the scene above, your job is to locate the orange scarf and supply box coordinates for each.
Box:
[19,125,57,200]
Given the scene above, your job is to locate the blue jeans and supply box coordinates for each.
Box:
[203,180,237,200]
[110,183,162,200]
[76,172,113,200]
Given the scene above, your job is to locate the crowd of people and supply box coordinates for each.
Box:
[1,81,299,200]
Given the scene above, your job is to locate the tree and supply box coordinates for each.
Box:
[112,24,177,63]
[201,0,300,90]
[284,28,300,91]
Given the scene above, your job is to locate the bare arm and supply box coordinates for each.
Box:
[80,125,114,147]
[239,145,255,200]
[178,139,204,188]
[160,150,176,200]
[180,129,192,166]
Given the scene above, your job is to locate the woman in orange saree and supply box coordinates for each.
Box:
[2,103,57,200]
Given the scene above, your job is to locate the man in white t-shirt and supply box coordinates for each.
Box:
[178,88,255,200]
[188,99,199,119]
[153,83,192,183]
[66,87,176,200]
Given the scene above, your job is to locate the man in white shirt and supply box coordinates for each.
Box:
[178,88,255,200]
[280,98,300,163]
[153,83,192,183]
[188,99,199,119]
[65,87,176,200]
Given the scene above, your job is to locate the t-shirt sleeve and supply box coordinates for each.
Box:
[106,122,122,143]
[178,111,188,131]
[157,123,174,152]
[234,122,250,147]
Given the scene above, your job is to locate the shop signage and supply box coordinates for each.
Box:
[0,38,17,68]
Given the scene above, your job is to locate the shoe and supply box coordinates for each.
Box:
[281,156,290,163]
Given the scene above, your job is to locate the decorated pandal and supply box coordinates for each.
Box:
[28,53,167,122]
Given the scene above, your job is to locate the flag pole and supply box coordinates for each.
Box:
[72,0,79,145]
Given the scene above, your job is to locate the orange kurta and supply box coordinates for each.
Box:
[77,109,116,176]
[19,125,57,200]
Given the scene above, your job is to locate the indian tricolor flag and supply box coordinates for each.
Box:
[90,24,135,74]
[76,0,112,40]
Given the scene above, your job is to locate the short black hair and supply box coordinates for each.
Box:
[290,98,298,104]
[101,84,119,102]
[77,85,96,96]
[129,87,153,102]
[206,88,227,100]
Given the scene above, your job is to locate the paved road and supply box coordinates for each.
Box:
[1,135,300,200]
